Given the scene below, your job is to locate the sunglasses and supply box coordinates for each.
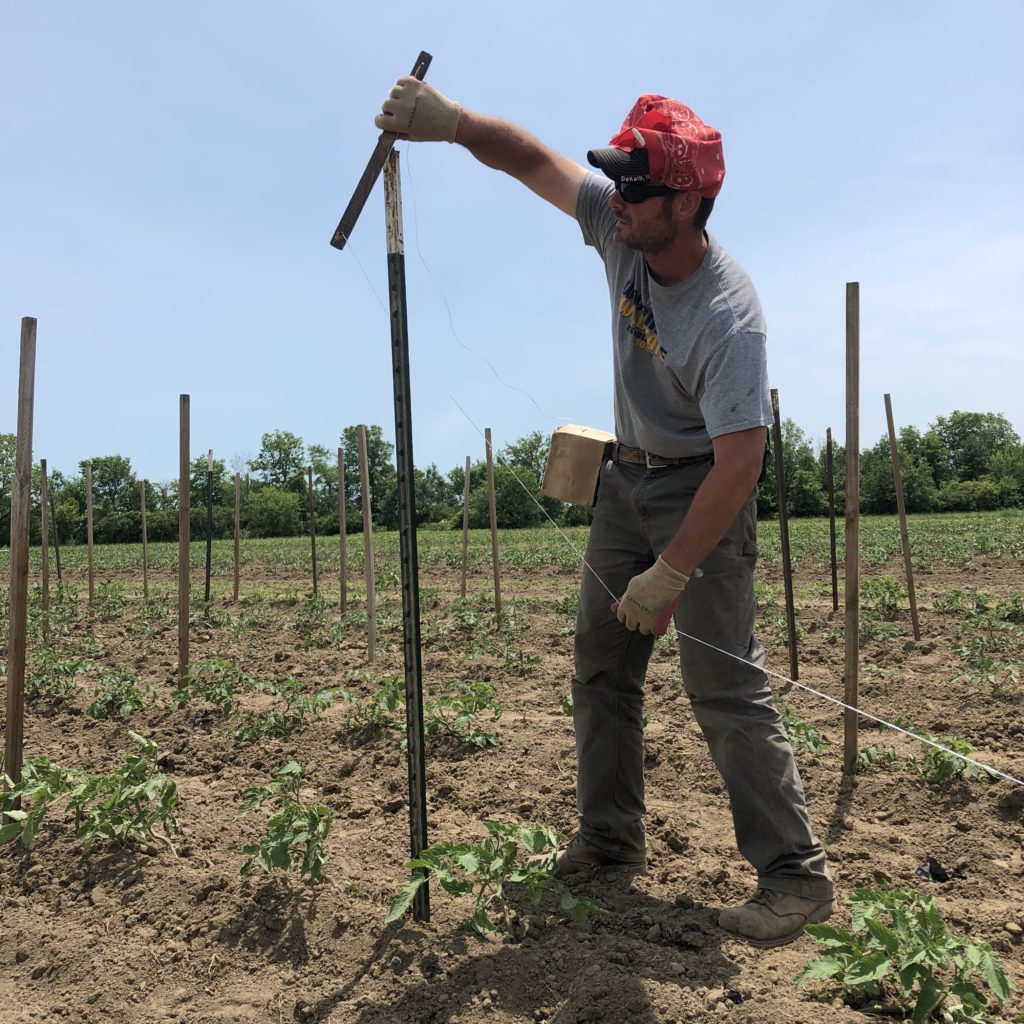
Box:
[616,179,677,204]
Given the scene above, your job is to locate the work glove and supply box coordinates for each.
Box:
[613,556,690,636]
[374,77,461,142]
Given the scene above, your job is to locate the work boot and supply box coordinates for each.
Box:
[550,834,646,879]
[718,888,833,947]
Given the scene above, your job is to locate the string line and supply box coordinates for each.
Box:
[335,152,1024,792]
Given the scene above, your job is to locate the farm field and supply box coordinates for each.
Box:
[1,511,1023,1024]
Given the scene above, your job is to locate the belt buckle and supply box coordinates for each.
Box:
[644,450,663,470]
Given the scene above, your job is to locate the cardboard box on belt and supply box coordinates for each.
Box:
[541,425,616,507]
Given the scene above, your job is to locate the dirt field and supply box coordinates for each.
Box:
[1,521,1023,1024]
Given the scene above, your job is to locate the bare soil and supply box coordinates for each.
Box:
[1,548,1023,1024]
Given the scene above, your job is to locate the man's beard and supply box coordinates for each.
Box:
[619,204,676,255]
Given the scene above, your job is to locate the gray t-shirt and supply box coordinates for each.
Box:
[576,174,772,457]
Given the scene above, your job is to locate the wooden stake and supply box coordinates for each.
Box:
[307,466,319,596]
[140,480,149,601]
[49,488,62,583]
[884,394,921,641]
[179,395,190,681]
[826,428,839,613]
[337,448,347,613]
[233,473,241,603]
[4,317,37,796]
[460,455,471,600]
[357,424,376,663]
[843,284,860,775]
[770,390,799,682]
[204,449,213,604]
[40,458,50,646]
[85,463,95,605]
[484,428,502,625]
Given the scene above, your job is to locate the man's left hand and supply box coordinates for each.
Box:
[612,556,691,635]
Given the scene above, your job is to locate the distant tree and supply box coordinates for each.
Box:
[414,464,456,524]
[500,429,562,522]
[245,486,302,537]
[248,430,306,489]
[936,478,1001,512]
[930,411,1020,482]
[499,431,550,480]
[468,464,545,528]
[340,425,397,528]
[986,443,1024,506]
[79,455,138,514]
[0,432,15,542]
[759,421,822,518]
[189,455,231,506]
[919,429,954,487]
[307,443,339,517]
[860,431,937,514]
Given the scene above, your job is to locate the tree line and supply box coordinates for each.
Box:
[1,411,1021,546]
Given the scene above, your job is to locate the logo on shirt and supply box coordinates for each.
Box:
[619,281,667,363]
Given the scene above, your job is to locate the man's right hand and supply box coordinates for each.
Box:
[374,77,461,142]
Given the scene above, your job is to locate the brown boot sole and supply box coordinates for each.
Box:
[723,903,833,949]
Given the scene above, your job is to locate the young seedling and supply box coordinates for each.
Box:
[797,886,1014,1023]
[237,761,333,884]
[387,821,601,940]
[337,673,404,733]
[423,680,503,749]
[906,732,993,784]
[1,732,179,854]
[778,702,830,756]
[171,655,255,717]
[232,678,335,743]
[26,649,90,701]
[86,667,155,720]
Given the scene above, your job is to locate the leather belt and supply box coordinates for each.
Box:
[614,443,714,470]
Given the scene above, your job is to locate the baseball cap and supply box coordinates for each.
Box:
[587,95,725,198]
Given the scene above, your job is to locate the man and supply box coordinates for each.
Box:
[375,79,833,947]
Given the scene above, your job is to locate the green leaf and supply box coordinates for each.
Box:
[975,944,1014,1003]
[386,879,423,923]
[469,908,497,936]
[796,956,844,987]
[845,950,891,986]
[805,923,856,948]
[0,821,24,845]
[910,974,945,1024]
[865,918,900,955]
[456,852,480,874]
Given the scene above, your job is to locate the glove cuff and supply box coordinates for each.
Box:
[654,555,690,590]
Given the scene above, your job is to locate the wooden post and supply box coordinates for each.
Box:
[884,394,921,641]
[233,473,241,603]
[770,390,799,682]
[85,462,95,605]
[4,317,37,796]
[843,284,860,775]
[140,480,150,601]
[40,458,50,646]
[357,424,376,663]
[337,447,347,614]
[307,466,319,596]
[49,488,62,583]
[204,449,214,604]
[826,428,839,613]
[179,395,190,681]
[460,455,471,600]
[484,428,502,625]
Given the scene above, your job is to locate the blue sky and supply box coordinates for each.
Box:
[3,1,1022,485]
